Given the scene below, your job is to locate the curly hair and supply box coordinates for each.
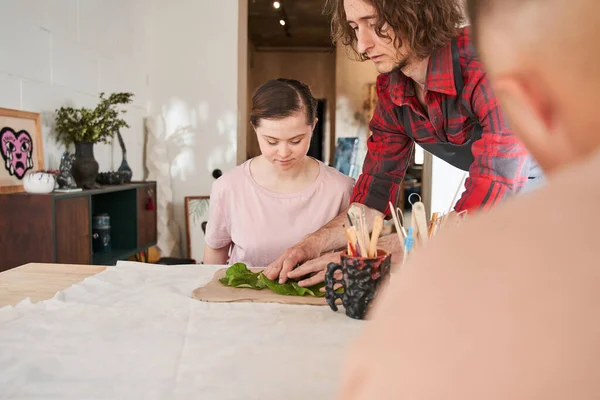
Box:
[326,0,465,61]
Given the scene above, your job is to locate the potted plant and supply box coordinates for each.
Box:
[54,92,134,188]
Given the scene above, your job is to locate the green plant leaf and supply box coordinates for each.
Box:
[53,92,134,146]
[258,273,298,296]
[258,272,326,297]
[218,263,325,297]
[219,263,265,290]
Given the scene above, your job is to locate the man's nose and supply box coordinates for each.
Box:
[356,28,374,55]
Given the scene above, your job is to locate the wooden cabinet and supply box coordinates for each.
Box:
[137,186,157,249]
[55,196,91,265]
[0,182,157,272]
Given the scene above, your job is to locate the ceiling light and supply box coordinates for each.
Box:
[273,1,280,9]
[279,19,286,26]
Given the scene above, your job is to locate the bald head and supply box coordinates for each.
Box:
[465,0,518,48]
[465,0,600,174]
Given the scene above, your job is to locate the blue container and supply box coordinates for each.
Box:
[92,214,111,253]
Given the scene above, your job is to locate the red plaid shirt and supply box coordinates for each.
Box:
[350,26,531,215]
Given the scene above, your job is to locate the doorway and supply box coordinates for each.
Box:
[307,99,326,162]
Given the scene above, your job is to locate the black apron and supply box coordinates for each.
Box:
[394,37,543,186]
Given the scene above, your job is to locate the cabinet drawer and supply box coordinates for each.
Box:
[0,195,53,271]
[55,196,91,264]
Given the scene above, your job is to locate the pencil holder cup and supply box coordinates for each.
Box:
[325,250,391,320]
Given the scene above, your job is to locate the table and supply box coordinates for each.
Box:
[0,262,401,308]
[0,261,363,399]
[0,263,106,307]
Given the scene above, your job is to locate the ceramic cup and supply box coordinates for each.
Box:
[325,250,392,320]
[23,172,56,194]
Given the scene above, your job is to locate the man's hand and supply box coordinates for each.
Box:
[263,205,371,284]
[263,241,320,284]
[287,252,342,287]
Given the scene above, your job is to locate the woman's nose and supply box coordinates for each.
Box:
[278,144,291,157]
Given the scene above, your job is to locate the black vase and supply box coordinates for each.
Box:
[116,130,132,183]
[72,142,100,189]
[117,157,131,182]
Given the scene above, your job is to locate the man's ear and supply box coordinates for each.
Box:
[312,118,318,131]
[493,76,556,168]
[493,77,552,148]
[493,75,574,173]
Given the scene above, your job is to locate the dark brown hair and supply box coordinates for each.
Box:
[250,78,318,127]
[327,0,465,60]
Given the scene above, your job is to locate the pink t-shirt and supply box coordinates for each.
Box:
[205,159,355,267]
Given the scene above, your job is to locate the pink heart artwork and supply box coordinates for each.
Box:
[0,127,34,179]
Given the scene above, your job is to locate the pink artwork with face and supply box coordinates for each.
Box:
[0,127,34,179]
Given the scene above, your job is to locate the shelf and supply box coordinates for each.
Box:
[54,183,151,198]
[7,182,154,198]
[92,246,153,266]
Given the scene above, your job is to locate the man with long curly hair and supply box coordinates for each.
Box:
[265,0,542,287]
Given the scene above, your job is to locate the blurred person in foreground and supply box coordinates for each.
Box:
[337,0,600,398]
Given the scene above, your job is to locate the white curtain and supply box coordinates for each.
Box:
[145,115,181,257]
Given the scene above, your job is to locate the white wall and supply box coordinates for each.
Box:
[0,0,243,257]
[0,0,149,175]
[145,0,241,256]
[237,0,248,165]
[430,157,466,214]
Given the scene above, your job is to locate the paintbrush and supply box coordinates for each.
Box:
[344,226,358,256]
[348,205,368,257]
[368,215,384,258]
[428,212,439,238]
[412,201,429,246]
[388,201,406,251]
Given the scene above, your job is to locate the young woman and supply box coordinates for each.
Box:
[203,78,354,267]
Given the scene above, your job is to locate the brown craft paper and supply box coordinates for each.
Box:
[192,268,328,306]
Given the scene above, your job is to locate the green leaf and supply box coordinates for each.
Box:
[218,263,327,297]
[226,262,252,277]
[53,91,134,146]
[258,273,326,297]
[219,263,265,290]
[307,282,328,297]
[258,273,298,296]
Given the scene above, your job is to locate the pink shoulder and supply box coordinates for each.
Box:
[321,163,355,190]
[209,162,247,198]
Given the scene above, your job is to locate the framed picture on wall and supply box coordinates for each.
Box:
[333,137,359,179]
[185,196,210,263]
[0,108,44,193]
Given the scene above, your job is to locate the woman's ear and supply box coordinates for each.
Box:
[312,118,318,131]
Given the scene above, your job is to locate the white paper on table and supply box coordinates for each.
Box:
[0,261,364,400]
